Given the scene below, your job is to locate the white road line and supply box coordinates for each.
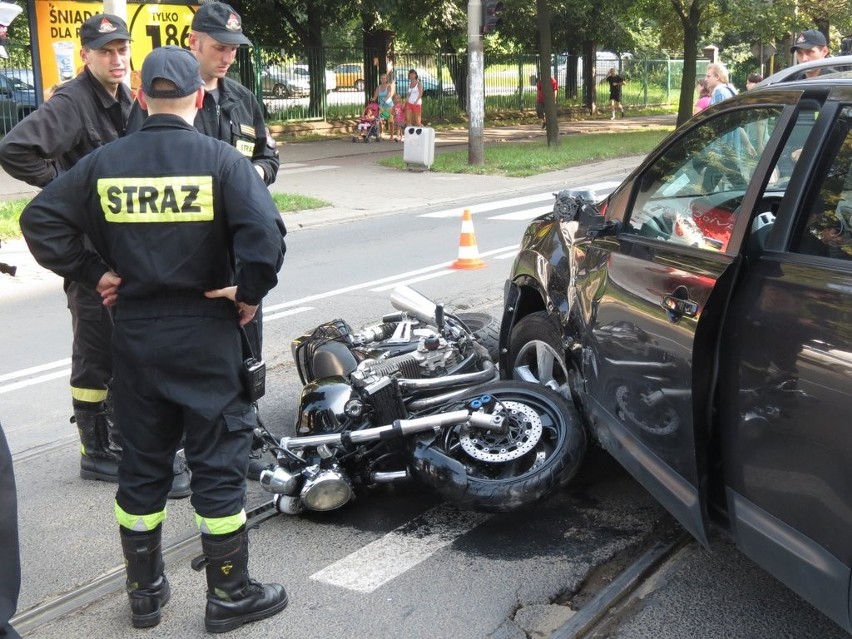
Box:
[263,306,313,322]
[263,244,517,313]
[419,192,553,218]
[488,204,555,221]
[0,358,71,383]
[310,504,493,593]
[370,269,455,292]
[0,369,69,394]
[494,251,519,260]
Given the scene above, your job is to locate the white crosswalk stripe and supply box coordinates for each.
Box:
[418,181,623,222]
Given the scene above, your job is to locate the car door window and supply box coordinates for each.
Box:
[627,107,783,251]
[792,107,852,261]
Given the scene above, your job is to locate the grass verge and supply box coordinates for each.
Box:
[0,193,330,240]
[378,128,672,177]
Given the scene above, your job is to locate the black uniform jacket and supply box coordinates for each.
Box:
[0,67,132,188]
[20,114,285,306]
[127,76,279,186]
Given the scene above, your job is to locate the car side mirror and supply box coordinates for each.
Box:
[588,216,620,238]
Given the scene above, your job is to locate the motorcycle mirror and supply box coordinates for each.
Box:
[390,285,439,326]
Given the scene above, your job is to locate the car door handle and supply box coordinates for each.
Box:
[661,291,699,319]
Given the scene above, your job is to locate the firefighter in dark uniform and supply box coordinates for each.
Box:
[19,46,288,633]
[0,14,190,497]
[127,2,279,363]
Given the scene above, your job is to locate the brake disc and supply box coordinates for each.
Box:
[458,400,543,462]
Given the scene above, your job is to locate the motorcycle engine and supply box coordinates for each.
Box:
[352,332,459,384]
[351,333,460,425]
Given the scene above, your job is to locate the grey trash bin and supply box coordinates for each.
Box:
[403,126,435,169]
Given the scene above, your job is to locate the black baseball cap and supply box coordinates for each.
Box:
[791,29,827,52]
[141,46,204,98]
[191,3,252,46]
[80,14,130,49]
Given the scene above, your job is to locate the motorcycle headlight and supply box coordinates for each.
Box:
[300,468,353,511]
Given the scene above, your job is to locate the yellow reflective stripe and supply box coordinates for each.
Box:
[115,501,167,532]
[71,387,108,403]
[97,176,214,223]
[195,509,246,535]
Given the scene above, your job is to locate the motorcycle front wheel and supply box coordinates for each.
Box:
[429,381,586,512]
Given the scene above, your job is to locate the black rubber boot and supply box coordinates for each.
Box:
[197,528,287,634]
[168,450,191,500]
[120,525,171,628]
[73,404,120,482]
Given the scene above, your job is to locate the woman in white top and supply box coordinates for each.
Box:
[405,69,423,126]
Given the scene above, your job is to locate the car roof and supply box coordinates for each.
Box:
[756,55,852,87]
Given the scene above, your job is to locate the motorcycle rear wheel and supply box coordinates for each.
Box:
[430,381,586,512]
[454,312,500,362]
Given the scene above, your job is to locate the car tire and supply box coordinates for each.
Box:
[273,84,290,99]
[354,79,365,92]
[507,311,573,401]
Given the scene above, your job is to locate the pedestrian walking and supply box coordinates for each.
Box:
[0,13,190,498]
[536,76,557,128]
[693,78,711,114]
[19,45,288,634]
[603,68,626,119]
[705,62,737,105]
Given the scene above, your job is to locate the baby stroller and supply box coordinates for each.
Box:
[353,102,381,143]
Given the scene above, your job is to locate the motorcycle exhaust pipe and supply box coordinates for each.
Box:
[370,470,410,483]
[390,285,439,326]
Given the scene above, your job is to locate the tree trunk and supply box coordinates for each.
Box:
[677,22,700,127]
[537,0,558,146]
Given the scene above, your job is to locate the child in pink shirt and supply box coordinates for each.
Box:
[391,94,406,142]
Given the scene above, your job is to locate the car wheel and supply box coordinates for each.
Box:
[507,311,573,401]
[273,84,290,99]
[423,89,437,98]
[354,79,365,92]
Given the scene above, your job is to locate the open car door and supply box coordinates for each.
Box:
[573,95,802,546]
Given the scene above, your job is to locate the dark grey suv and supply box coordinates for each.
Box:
[499,75,852,631]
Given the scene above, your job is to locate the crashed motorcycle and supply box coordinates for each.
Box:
[257,285,586,515]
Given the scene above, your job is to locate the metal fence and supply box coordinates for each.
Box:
[0,42,714,135]
[234,48,707,124]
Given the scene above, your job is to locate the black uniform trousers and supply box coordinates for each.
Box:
[66,280,113,403]
[0,422,21,639]
[112,298,256,520]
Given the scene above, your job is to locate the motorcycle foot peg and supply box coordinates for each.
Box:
[274,494,304,515]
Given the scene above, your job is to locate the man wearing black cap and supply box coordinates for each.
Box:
[0,15,189,499]
[791,29,830,78]
[19,45,288,634]
[128,2,278,186]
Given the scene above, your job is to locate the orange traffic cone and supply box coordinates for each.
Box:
[450,209,486,270]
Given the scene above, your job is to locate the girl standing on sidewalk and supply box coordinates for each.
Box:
[391,94,406,141]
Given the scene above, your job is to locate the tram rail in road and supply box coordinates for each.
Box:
[10,501,280,635]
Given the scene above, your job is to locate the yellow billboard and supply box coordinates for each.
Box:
[27,0,198,102]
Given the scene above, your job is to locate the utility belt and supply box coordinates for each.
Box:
[114,295,236,321]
